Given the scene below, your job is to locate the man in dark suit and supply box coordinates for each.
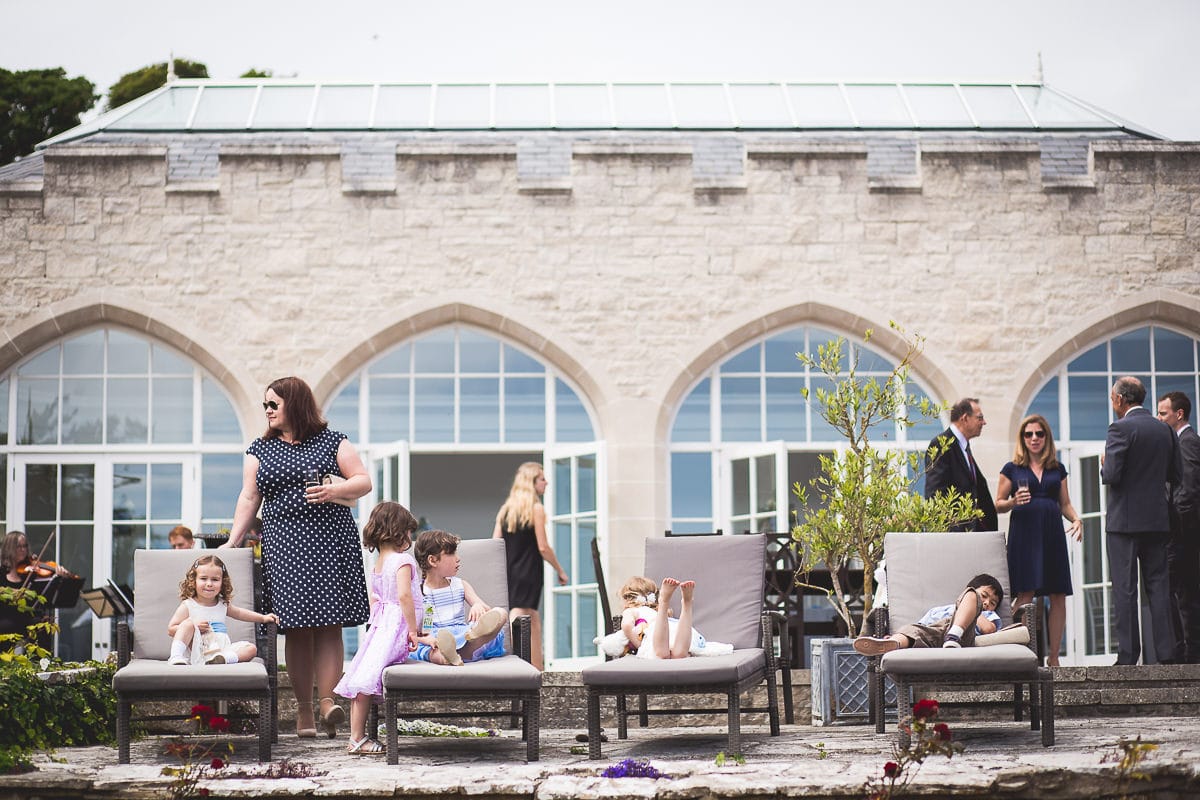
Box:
[924,397,998,532]
[1157,390,1200,663]
[1102,376,1179,665]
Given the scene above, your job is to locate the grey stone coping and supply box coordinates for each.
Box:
[5,717,1199,798]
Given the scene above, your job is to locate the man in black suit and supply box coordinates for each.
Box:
[924,397,998,532]
[1157,390,1200,663]
[1102,376,1179,665]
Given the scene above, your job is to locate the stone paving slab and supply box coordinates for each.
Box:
[4,716,1199,799]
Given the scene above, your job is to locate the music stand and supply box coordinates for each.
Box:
[106,579,135,615]
[81,588,119,619]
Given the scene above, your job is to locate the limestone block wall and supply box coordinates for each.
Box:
[2,133,1199,569]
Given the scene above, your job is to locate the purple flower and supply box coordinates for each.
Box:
[601,758,667,779]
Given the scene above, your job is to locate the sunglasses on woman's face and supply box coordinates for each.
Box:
[262,400,280,411]
[1023,430,1046,439]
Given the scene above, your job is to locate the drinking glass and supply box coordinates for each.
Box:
[303,468,321,489]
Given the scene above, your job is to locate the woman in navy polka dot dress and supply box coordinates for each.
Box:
[223,377,371,739]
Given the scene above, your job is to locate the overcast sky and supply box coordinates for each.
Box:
[5,0,1199,140]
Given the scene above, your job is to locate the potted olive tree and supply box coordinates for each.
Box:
[791,324,978,724]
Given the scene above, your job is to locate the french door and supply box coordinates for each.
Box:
[10,454,195,662]
[722,441,789,535]
[1068,445,1116,665]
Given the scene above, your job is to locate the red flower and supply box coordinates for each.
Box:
[934,722,952,741]
[883,761,901,778]
[198,790,210,797]
[207,715,230,732]
[210,757,225,769]
[190,704,214,718]
[913,698,939,720]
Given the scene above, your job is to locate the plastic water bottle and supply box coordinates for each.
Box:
[422,600,435,635]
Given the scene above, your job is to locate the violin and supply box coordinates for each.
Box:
[17,559,74,579]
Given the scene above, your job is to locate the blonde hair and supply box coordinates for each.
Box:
[1012,414,1060,469]
[495,462,544,533]
[618,576,658,609]
[179,555,234,603]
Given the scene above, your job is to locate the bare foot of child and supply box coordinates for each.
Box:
[659,577,680,606]
[679,580,695,603]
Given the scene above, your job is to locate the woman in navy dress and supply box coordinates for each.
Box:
[223,377,372,738]
[997,414,1084,666]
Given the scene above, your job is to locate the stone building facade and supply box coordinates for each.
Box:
[2,81,1198,667]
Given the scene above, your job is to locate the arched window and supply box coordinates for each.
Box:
[325,325,602,666]
[669,325,939,535]
[1,327,244,662]
[1024,324,1199,665]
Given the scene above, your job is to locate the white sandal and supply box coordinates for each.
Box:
[347,736,384,755]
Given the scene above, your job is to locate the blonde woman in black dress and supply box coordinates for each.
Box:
[492,462,568,670]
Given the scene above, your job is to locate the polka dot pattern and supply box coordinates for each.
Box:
[248,428,369,631]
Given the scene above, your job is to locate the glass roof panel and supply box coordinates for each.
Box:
[313,85,373,128]
[494,84,551,128]
[903,84,972,127]
[670,84,733,127]
[553,84,611,127]
[117,86,198,129]
[786,84,852,126]
[434,84,490,128]
[191,86,257,129]
[843,84,910,126]
[1019,86,1111,127]
[960,85,1030,126]
[375,85,431,127]
[611,83,672,127]
[253,85,315,127]
[729,83,791,127]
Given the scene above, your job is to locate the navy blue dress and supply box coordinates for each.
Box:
[1002,461,1073,596]
[248,428,370,631]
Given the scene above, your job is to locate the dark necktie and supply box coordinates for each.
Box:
[965,442,976,482]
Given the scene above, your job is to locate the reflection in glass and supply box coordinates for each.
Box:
[553,84,611,128]
[1018,86,1108,127]
[729,84,790,127]
[578,521,596,584]
[720,377,760,440]
[960,85,1029,127]
[763,329,806,372]
[63,330,105,374]
[755,455,776,514]
[553,598,570,659]
[19,346,60,376]
[460,378,500,442]
[765,377,805,440]
[788,451,828,524]
[151,463,184,519]
[111,523,143,588]
[114,463,148,520]
[722,344,760,373]
[1082,517,1103,583]
[153,377,193,443]
[413,378,454,442]
[577,456,596,514]
[577,591,598,655]
[494,84,551,128]
[1111,328,1151,373]
[192,86,257,129]
[904,85,971,127]
[1079,456,1100,514]
[62,378,103,444]
[809,377,839,441]
[554,459,572,516]
[151,344,191,374]
[202,377,243,443]
[459,330,500,372]
[731,458,750,516]
[18,377,59,444]
[202,454,242,520]
[313,85,373,128]
[0,377,8,444]
[1068,343,1106,372]
[555,379,593,442]
[1068,376,1111,440]
[369,377,409,442]
[1026,378,1060,439]
[25,464,57,521]
[671,452,712,520]
[504,377,544,442]
[671,84,732,127]
[108,377,148,443]
[1154,328,1195,372]
[120,86,199,129]
[370,344,411,374]
[671,378,710,443]
[555,521,571,569]
[843,84,910,126]
[61,464,94,520]
[503,345,543,373]
[59,524,94,661]
[375,85,431,127]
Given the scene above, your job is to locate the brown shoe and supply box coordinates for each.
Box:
[437,629,463,666]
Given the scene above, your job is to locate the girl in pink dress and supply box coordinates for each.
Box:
[333,502,422,754]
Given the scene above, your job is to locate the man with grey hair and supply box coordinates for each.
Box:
[1103,376,1180,665]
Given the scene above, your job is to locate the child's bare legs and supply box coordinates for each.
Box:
[951,588,982,632]
[459,607,508,661]
[231,642,257,662]
[168,619,196,663]
[671,580,696,659]
[652,578,681,662]
[348,693,370,749]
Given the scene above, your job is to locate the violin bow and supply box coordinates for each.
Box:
[19,528,59,591]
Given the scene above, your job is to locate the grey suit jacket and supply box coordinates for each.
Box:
[1102,406,1179,533]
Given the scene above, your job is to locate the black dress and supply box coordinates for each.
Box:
[248,428,370,631]
[1002,462,1074,596]
[503,520,544,609]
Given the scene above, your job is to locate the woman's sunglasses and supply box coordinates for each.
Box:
[1023,430,1046,439]
[262,400,279,411]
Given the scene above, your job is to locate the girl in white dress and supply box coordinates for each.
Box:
[167,555,278,665]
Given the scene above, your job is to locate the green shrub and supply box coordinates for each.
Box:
[0,661,117,773]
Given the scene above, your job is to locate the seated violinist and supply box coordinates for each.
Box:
[1,530,72,652]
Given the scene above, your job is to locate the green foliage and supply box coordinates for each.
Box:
[714,751,745,766]
[0,585,54,667]
[107,59,208,110]
[791,324,980,636]
[1103,735,1158,799]
[0,67,97,163]
[0,661,117,773]
[240,68,273,78]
